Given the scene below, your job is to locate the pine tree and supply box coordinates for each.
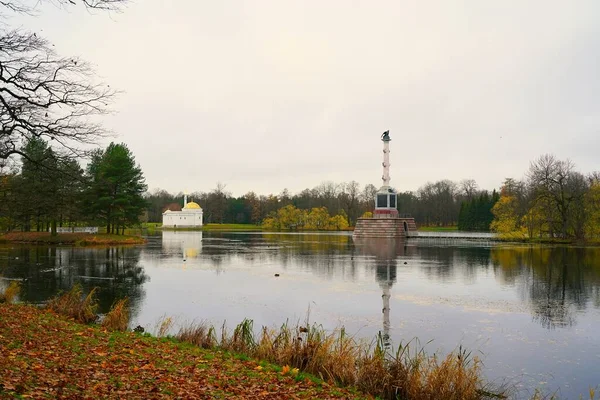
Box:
[84,143,147,234]
[457,190,500,232]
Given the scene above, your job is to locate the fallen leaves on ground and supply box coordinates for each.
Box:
[0,304,369,399]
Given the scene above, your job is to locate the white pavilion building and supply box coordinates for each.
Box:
[162,194,204,228]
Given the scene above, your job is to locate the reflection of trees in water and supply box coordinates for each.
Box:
[492,247,600,329]
[197,234,494,284]
[185,232,360,280]
[408,243,492,284]
[160,232,600,331]
[0,246,148,318]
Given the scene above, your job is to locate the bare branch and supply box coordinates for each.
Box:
[0,0,127,14]
[0,30,116,159]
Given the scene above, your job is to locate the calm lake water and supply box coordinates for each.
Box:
[1,231,599,398]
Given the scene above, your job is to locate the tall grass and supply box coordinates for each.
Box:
[156,316,174,337]
[172,318,500,400]
[176,320,217,348]
[529,387,598,400]
[47,284,98,323]
[101,298,130,331]
[0,281,21,304]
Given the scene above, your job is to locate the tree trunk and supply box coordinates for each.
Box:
[51,220,57,236]
[106,209,111,235]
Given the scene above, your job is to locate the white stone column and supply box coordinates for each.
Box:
[382,141,390,186]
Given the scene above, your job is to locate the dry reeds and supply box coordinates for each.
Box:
[47,284,98,323]
[156,316,174,337]
[530,387,598,400]
[172,317,498,400]
[0,281,21,304]
[101,298,130,331]
[176,321,217,348]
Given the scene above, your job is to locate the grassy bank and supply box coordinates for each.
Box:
[203,223,262,231]
[0,285,507,400]
[0,232,146,245]
[492,232,600,246]
[0,304,364,399]
[152,223,263,231]
[418,226,459,232]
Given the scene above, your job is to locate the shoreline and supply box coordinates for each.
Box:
[0,303,370,399]
[0,232,147,246]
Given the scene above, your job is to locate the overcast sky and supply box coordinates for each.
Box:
[17,1,600,196]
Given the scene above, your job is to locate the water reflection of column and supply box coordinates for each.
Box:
[354,238,402,351]
[382,279,391,348]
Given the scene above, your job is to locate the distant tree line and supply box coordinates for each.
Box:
[0,138,147,234]
[491,155,600,240]
[145,178,501,230]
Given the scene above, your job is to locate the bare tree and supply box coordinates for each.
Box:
[206,182,229,224]
[459,179,478,200]
[315,181,340,214]
[527,154,588,239]
[361,183,377,212]
[0,0,126,161]
[339,180,361,224]
[1,1,125,14]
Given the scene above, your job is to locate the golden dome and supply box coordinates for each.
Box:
[184,201,201,209]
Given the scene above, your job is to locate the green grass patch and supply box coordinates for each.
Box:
[134,222,263,232]
[418,226,459,232]
[160,223,262,231]
[0,232,146,246]
[203,223,262,231]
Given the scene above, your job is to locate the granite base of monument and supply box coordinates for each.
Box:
[352,217,417,239]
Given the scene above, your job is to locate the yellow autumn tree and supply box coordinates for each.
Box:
[522,202,546,239]
[305,207,331,230]
[261,216,280,231]
[490,195,526,238]
[328,214,349,230]
[585,182,600,239]
[276,205,305,230]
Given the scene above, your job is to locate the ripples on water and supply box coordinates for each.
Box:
[1,231,600,398]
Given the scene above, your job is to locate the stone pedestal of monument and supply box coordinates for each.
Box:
[352,131,417,239]
[353,217,417,238]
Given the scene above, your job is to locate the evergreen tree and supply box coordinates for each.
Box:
[18,138,57,231]
[457,190,500,231]
[15,137,85,234]
[457,202,468,231]
[84,143,147,234]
